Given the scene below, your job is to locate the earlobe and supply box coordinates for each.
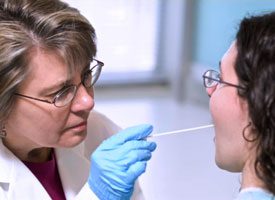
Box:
[242,121,258,143]
[0,123,7,138]
[240,100,258,142]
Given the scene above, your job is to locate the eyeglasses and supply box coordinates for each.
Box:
[14,59,104,107]
[202,69,245,90]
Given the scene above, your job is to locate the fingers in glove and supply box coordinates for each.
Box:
[127,161,147,181]
[114,149,153,170]
[119,140,157,154]
[103,124,153,146]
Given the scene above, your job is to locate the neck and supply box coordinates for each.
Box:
[241,156,265,190]
[2,138,52,162]
[27,147,53,162]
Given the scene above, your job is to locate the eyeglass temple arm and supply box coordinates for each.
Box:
[14,93,54,104]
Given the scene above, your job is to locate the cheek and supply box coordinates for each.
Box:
[210,89,245,131]
[209,89,249,172]
[209,90,235,131]
[7,102,69,145]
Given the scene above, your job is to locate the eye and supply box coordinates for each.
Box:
[81,63,90,75]
[82,70,92,87]
[217,73,222,81]
[47,85,69,98]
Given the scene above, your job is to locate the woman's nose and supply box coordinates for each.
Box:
[206,86,216,97]
[71,85,94,112]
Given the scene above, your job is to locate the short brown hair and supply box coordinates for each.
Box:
[0,0,97,122]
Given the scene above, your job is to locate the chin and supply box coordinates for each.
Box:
[215,156,224,170]
[215,156,242,172]
[60,131,87,148]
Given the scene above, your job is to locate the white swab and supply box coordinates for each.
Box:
[148,124,214,138]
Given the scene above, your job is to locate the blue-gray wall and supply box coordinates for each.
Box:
[193,0,275,69]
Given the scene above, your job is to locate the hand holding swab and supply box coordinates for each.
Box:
[148,124,214,138]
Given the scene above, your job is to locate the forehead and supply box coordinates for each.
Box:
[220,42,238,75]
[19,49,71,92]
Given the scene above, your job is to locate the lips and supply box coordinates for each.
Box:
[67,121,87,132]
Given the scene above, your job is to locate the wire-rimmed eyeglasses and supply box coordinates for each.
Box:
[202,69,245,90]
[14,59,104,107]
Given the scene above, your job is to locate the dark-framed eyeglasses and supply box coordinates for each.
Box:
[14,59,104,107]
[202,69,245,90]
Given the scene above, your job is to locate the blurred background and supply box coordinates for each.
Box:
[64,0,275,199]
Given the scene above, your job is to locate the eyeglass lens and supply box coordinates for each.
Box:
[54,62,102,107]
[204,70,220,88]
[54,86,77,107]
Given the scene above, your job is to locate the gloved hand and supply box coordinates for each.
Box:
[88,124,157,200]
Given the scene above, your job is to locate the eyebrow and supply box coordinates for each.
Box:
[218,61,224,77]
[218,61,221,71]
[39,66,88,96]
[39,79,70,95]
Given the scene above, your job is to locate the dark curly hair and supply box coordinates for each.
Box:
[235,12,275,194]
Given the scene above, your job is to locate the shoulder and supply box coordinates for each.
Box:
[235,188,274,200]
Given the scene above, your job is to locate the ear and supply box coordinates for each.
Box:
[238,98,257,140]
[0,123,7,138]
[238,97,250,121]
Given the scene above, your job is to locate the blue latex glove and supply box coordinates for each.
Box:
[88,124,157,200]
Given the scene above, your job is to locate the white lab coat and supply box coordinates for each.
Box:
[0,111,144,200]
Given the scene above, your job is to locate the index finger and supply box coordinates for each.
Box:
[105,124,153,146]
